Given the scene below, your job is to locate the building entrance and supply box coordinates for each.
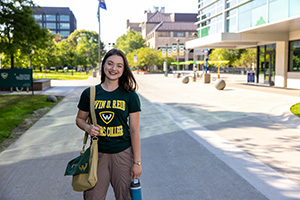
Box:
[264,51,275,86]
[258,45,276,86]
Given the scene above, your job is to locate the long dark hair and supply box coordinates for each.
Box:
[101,49,137,92]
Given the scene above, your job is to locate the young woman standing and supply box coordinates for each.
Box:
[76,49,142,200]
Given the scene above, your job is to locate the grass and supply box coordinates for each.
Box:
[33,70,92,80]
[290,103,300,117]
[0,95,62,144]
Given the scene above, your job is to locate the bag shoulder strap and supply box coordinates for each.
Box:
[82,86,97,152]
[89,86,97,126]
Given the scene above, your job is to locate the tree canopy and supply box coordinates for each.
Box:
[114,30,146,55]
[0,0,50,68]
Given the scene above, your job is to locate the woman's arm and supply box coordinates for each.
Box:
[76,109,100,137]
[129,111,142,179]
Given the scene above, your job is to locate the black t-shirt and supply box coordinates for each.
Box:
[77,84,141,153]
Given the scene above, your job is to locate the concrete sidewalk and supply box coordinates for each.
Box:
[0,74,300,200]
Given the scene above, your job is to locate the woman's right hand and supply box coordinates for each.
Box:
[88,124,101,137]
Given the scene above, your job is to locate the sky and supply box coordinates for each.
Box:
[32,0,197,47]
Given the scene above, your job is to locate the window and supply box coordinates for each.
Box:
[226,0,237,9]
[290,0,300,17]
[59,23,70,29]
[200,14,222,37]
[59,15,70,21]
[157,32,170,37]
[173,32,186,37]
[33,14,42,21]
[289,40,300,72]
[60,31,70,38]
[46,23,56,29]
[46,15,56,21]
[269,0,288,23]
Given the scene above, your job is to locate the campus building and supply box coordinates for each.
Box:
[186,0,300,89]
[32,7,77,39]
[127,7,199,65]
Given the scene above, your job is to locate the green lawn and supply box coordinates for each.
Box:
[33,70,92,80]
[290,103,300,117]
[0,95,62,144]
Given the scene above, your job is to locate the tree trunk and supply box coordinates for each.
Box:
[11,54,14,68]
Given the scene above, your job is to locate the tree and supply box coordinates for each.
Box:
[114,30,146,55]
[209,49,245,67]
[68,30,103,68]
[31,30,57,70]
[233,48,257,68]
[127,47,162,71]
[0,0,49,68]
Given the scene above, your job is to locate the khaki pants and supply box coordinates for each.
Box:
[84,147,133,200]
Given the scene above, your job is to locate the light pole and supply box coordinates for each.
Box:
[165,43,168,77]
[176,39,180,72]
[98,5,101,75]
[192,33,197,82]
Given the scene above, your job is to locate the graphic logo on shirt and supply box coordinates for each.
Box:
[99,111,115,124]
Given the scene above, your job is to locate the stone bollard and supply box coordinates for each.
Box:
[214,79,226,90]
[181,76,190,84]
[203,73,211,83]
[46,96,58,102]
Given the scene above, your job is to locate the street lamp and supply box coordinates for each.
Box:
[176,39,180,72]
[192,33,197,82]
[165,43,168,77]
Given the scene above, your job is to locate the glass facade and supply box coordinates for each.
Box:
[290,0,300,17]
[32,10,76,39]
[59,15,70,21]
[33,14,42,21]
[238,0,267,30]
[269,0,288,22]
[46,23,56,29]
[46,15,56,21]
[198,0,223,38]
[59,23,70,29]
[60,31,70,38]
[289,40,300,72]
[198,0,300,37]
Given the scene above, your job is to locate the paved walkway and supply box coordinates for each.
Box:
[0,73,300,200]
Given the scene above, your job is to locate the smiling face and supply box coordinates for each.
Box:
[103,55,124,82]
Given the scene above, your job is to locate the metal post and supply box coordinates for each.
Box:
[98,5,101,75]
[193,49,196,82]
[165,43,168,77]
[177,39,180,71]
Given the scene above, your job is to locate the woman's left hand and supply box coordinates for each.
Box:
[131,164,142,179]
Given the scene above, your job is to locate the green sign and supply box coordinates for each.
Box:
[0,69,33,87]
